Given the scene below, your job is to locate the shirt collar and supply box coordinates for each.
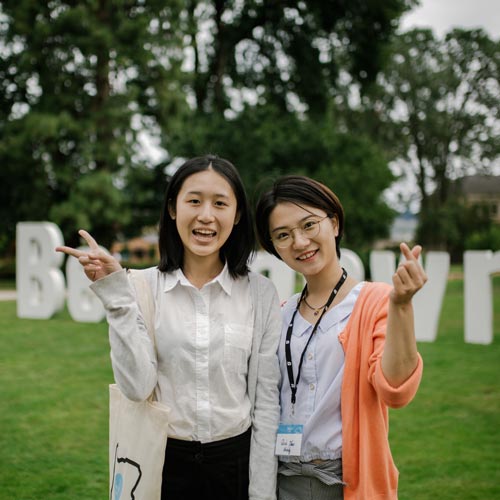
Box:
[163,262,233,295]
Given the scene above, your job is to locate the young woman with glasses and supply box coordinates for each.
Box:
[255,175,427,500]
[56,155,281,500]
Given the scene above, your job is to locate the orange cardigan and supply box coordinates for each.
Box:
[338,282,423,500]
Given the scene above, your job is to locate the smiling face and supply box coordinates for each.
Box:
[268,201,339,279]
[169,168,239,268]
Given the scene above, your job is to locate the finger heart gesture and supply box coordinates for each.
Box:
[391,242,428,305]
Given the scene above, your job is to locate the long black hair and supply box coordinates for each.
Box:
[255,175,344,259]
[158,155,255,277]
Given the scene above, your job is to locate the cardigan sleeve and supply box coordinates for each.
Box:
[373,354,423,408]
[366,282,423,409]
[90,269,158,401]
[248,274,281,500]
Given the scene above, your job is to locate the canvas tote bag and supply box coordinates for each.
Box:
[109,269,170,500]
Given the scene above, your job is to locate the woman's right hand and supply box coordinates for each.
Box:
[55,229,123,282]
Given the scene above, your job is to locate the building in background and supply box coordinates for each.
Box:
[458,175,500,224]
[110,233,159,263]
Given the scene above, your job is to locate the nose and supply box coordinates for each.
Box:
[291,229,310,249]
[197,203,215,222]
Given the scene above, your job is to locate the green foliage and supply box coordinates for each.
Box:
[171,0,415,116]
[0,0,186,247]
[162,1,413,250]
[466,226,500,251]
[171,104,395,251]
[0,0,413,253]
[49,170,129,248]
[313,128,395,251]
[0,257,15,280]
[417,200,500,259]
[170,105,320,187]
[121,163,168,238]
[361,28,500,248]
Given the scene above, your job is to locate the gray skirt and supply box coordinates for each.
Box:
[278,459,344,500]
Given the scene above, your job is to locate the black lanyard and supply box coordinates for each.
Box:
[285,268,347,406]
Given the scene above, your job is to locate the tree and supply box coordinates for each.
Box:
[172,0,415,117]
[171,102,394,252]
[0,0,185,248]
[163,0,412,249]
[0,0,414,252]
[121,162,169,238]
[359,28,500,248]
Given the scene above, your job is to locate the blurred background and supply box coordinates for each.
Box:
[1,0,499,276]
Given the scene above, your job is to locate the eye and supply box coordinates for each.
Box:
[214,200,228,207]
[275,231,291,241]
[187,198,200,205]
[303,220,319,231]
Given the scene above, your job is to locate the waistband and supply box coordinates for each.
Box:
[168,427,251,452]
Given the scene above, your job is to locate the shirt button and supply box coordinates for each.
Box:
[309,384,315,391]
[307,353,313,360]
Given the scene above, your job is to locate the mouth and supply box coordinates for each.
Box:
[296,249,318,261]
[192,228,217,240]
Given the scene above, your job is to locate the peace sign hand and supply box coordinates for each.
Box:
[390,242,428,305]
[55,229,123,282]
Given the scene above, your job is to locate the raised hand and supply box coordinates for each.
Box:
[390,243,428,305]
[55,229,123,282]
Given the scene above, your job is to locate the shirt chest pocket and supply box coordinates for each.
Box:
[223,323,253,374]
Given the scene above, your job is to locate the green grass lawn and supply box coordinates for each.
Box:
[0,278,499,499]
[0,304,111,499]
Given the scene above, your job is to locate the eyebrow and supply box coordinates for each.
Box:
[185,191,231,199]
[270,214,321,234]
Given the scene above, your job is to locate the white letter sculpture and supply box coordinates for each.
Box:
[251,252,297,302]
[16,222,66,319]
[464,250,500,345]
[18,221,495,344]
[340,248,365,283]
[66,247,106,323]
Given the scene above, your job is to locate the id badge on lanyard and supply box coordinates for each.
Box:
[275,424,304,456]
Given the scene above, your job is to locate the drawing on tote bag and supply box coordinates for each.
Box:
[110,443,142,500]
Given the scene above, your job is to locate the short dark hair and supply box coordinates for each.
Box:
[158,155,254,277]
[255,175,344,259]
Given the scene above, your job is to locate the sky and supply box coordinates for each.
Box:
[400,0,500,38]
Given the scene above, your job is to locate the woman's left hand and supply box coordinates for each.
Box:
[390,243,428,305]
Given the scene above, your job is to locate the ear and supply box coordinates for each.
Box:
[167,201,176,220]
[331,216,339,237]
[234,211,241,225]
